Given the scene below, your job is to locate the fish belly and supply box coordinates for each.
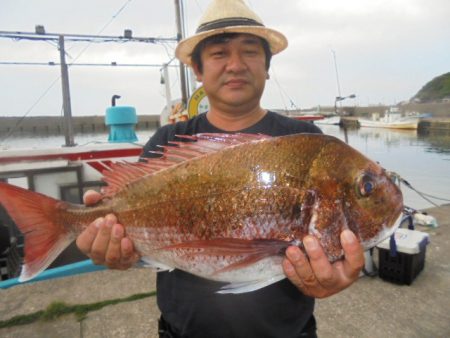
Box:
[127,225,287,284]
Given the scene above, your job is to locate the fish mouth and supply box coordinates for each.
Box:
[385,170,400,184]
[361,212,403,250]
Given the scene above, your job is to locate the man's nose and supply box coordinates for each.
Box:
[225,52,247,72]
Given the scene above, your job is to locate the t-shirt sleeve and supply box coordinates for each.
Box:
[297,121,323,134]
[270,111,323,136]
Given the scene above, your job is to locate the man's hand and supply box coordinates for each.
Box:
[282,230,364,298]
[76,190,140,270]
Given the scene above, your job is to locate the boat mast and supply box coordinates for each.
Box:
[58,35,76,147]
[174,0,189,106]
[331,49,342,98]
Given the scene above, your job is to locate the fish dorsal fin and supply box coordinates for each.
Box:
[101,133,270,197]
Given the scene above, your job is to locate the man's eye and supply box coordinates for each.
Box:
[211,51,225,57]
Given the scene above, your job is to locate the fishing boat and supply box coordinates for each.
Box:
[0,106,148,284]
[358,108,420,130]
[314,115,341,126]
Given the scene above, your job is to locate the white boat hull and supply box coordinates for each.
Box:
[358,119,418,130]
[359,108,420,130]
[0,143,142,200]
[315,116,341,125]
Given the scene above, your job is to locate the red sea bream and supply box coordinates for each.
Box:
[0,133,403,293]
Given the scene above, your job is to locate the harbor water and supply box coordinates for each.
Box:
[321,125,450,210]
[1,124,449,210]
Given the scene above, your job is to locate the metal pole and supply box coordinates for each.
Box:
[58,35,75,147]
[174,0,188,106]
[163,64,172,112]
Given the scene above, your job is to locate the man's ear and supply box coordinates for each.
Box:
[191,62,203,82]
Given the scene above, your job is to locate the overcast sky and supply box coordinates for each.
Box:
[0,0,449,117]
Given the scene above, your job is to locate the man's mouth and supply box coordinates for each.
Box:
[224,79,248,87]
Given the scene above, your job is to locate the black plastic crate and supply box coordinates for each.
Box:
[376,228,429,285]
[378,245,426,285]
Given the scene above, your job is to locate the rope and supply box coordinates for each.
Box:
[403,183,450,202]
[399,176,450,207]
[388,172,447,207]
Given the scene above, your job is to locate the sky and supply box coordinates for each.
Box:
[0,0,449,117]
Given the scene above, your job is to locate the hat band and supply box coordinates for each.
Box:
[196,18,264,33]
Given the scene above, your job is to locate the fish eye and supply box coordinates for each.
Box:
[357,174,376,198]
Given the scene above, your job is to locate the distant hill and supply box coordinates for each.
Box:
[412,72,450,103]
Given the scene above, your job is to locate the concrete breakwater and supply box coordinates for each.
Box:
[2,114,450,136]
[0,115,160,135]
[417,118,450,133]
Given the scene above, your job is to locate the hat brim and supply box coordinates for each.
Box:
[175,26,288,66]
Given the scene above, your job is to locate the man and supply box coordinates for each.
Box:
[77,0,364,337]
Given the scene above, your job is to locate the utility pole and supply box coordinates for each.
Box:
[174,0,188,106]
[58,35,75,147]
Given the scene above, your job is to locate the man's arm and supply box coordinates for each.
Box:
[76,190,140,269]
[282,230,365,298]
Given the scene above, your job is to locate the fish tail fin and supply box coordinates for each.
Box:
[0,182,75,282]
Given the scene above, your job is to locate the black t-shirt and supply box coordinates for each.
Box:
[141,111,322,338]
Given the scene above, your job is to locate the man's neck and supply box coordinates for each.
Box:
[206,106,267,132]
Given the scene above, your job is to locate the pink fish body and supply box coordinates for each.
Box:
[0,133,403,293]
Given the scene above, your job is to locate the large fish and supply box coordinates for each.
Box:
[0,133,403,293]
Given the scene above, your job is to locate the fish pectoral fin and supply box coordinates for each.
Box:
[217,274,286,294]
[160,238,290,273]
[212,253,274,275]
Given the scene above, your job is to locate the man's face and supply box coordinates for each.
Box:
[192,34,268,112]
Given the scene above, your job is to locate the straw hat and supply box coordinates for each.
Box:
[175,0,288,66]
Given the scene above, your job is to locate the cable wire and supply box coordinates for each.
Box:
[69,0,134,65]
[0,61,177,67]
[270,64,299,110]
[0,77,61,143]
[0,0,136,142]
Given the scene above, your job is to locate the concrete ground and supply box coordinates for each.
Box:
[1,205,449,338]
